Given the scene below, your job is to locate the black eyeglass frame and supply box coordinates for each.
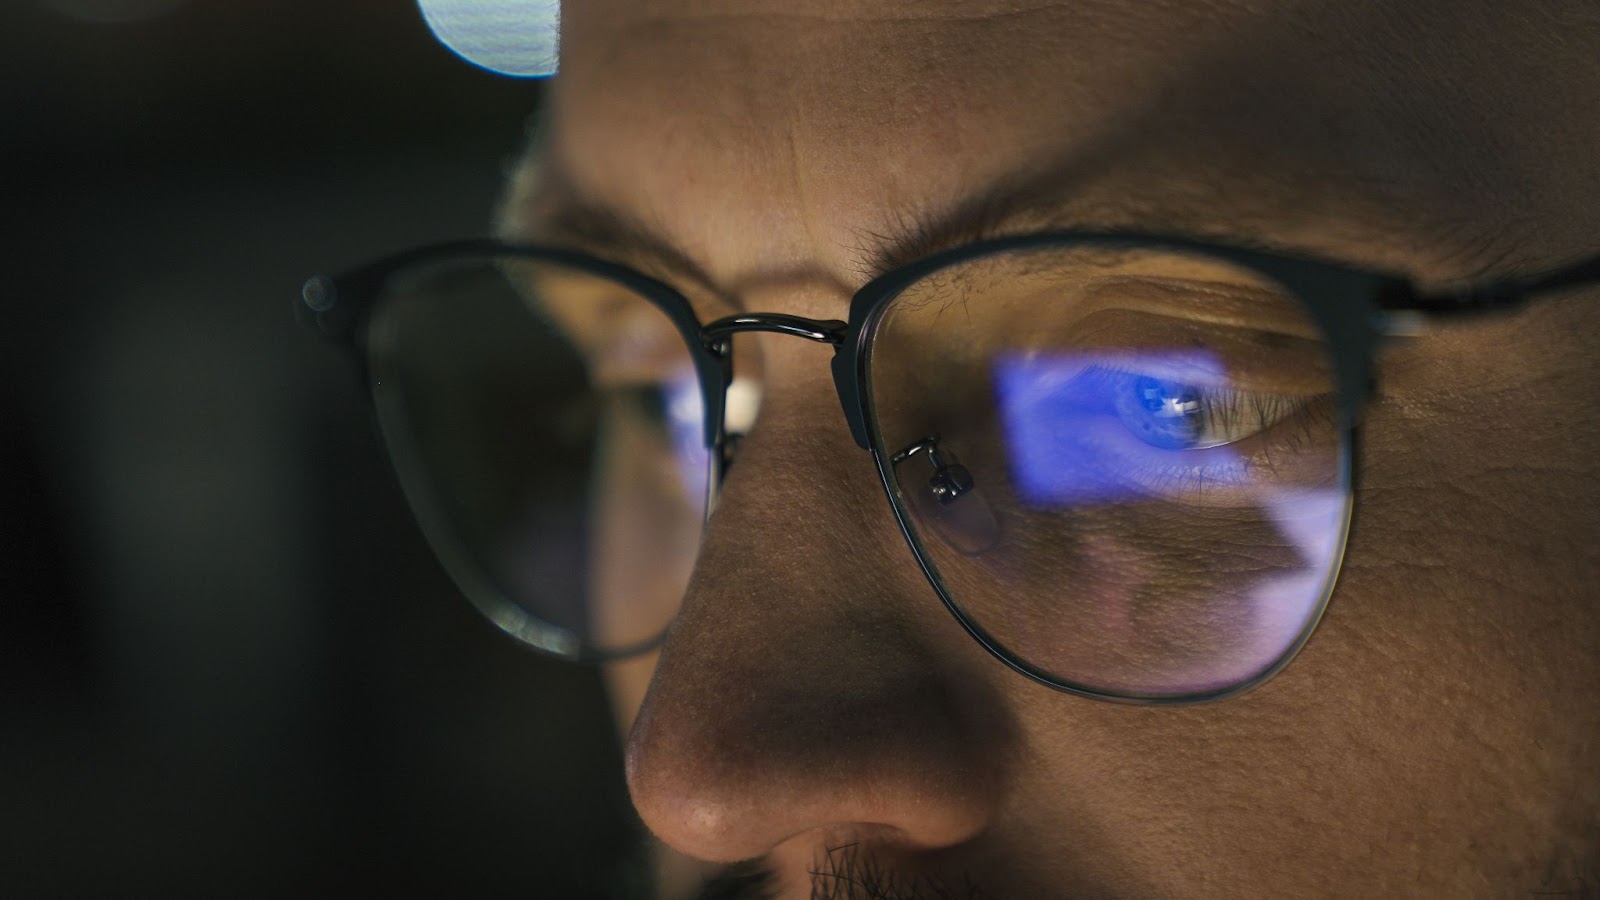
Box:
[302,232,1600,703]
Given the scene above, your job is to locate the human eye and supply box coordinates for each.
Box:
[866,247,1353,692]
[1082,365,1309,449]
[871,244,1347,531]
[994,351,1338,506]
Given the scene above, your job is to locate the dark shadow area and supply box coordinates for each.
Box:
[0,2,638,895]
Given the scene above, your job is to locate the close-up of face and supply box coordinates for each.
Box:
[449,1,1600,897]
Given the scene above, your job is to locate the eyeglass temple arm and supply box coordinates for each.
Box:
[1390,252,1600,315]
[1372,251,1600,338]
[1523,253,1600,296]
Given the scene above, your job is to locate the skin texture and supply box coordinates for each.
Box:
[504,1,1600,896]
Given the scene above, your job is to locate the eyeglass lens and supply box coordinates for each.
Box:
[366,258,710,657]
[363,243,1351,696]
[865,244,1350,697]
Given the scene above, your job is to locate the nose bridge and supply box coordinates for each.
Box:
[622,395,1012,863]
[701,312,873,449]
[702,311,847,346]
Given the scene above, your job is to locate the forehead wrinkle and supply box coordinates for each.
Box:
[554,0,1145,291]
[525,124,1542,305]
[776,68,828,294]
[558,18,843,291]
[539,0,1594,303]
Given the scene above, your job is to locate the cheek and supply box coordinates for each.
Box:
[927,506,1334,692]
[1115,328,1600,886]
[1347,321,1600,707]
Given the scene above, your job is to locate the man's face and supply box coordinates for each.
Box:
[517,1,1600,895]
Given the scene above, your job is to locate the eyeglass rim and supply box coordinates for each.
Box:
[302,230,1598,450]
[845,235,1375,703]
[300,232,1600,690]
[835,232,1592,701]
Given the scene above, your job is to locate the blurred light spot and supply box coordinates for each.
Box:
[417,0,560,78]
[666,370,709,508]
[724,377,760,435]
[39,0,187,25]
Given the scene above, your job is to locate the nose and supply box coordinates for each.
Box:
[622,365,1014,864]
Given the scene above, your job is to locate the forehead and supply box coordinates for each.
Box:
[537,0,1588,296]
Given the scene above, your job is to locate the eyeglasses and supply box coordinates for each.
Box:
[300,233,1600,703]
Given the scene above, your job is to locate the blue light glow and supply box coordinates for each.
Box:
[665,370,710,511]
[994,351,1245,505]
[417,0,560,78]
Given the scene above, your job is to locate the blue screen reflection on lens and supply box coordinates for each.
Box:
[664,370,709,510]
[994,351,1248,506]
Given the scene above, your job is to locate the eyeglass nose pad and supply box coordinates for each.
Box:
[893,437,1001,556]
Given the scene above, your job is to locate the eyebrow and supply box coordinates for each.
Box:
[849,165,1106,279]
[519,144,1530,299]
[519,148,1162,294]
[524,173,729,298]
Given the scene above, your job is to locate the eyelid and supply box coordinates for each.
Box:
[1082,275,1325,340]
[999,365,1337,508]
[1058,308,1333,394]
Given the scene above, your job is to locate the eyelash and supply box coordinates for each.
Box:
[1068,365,1313,451]
[1004,363,1336,502]
[607,358,1335,508]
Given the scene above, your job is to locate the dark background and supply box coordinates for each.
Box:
[1,1,637,894]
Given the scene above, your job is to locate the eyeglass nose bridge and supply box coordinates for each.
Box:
[699,313,873,450]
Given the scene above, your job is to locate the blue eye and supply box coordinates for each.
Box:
[1120,376,1208,450]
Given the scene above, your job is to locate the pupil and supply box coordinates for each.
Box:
[1129,376,1205,449]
